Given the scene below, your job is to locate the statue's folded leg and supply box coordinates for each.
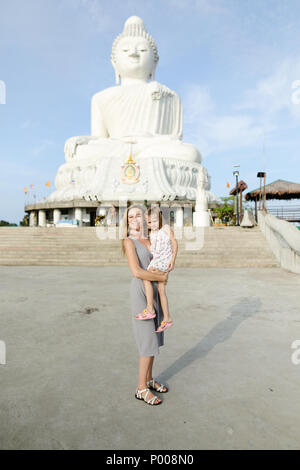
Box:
[55,138,132,193]
[74,138,130,161]
[136,140,202,163]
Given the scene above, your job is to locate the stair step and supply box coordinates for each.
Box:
[0,226,278,267]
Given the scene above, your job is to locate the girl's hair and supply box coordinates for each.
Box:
[147,206,163,233]
[120,204,148,256]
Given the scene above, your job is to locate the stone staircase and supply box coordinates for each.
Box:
[0,226,279,267]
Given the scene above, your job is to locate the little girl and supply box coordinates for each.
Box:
[135,206,178,333]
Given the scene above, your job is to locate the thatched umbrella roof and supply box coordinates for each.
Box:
[245,179,300,201]
[229,180,248,196]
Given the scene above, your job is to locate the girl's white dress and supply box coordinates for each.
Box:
[147,225,173,273]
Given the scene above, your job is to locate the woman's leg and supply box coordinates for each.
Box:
[158,281,171,322]
[146,356,155,383]
[146,356,168,392]
[138,356,161,404]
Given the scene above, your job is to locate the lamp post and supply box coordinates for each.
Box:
[233,167,240,226]
[257,171,266,212]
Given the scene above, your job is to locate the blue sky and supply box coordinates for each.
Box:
[1,0,300,223]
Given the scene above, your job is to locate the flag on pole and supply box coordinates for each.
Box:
[30,184,34,189]
[45,181,50,187]
[24,186,28,194]
[226,182,230,188]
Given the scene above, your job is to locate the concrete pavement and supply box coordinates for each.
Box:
[0,265,300,450]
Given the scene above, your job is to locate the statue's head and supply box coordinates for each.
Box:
[111,16,159,84]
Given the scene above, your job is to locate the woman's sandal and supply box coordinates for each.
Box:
[135,308,156,320]
[135,387,162,405]
[147,378,168,393]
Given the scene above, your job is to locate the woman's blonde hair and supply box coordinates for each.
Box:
[120,204,148,256]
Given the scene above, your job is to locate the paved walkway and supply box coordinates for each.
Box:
[0,266,300,450]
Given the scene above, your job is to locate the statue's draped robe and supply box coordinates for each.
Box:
[48,81,220,204]
[91,82,183,140]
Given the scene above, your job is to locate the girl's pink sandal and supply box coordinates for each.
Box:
[155,320,173,332]
[135,308,156,320]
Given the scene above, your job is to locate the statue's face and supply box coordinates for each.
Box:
[113,36,156,80]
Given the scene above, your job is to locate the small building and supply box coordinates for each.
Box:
[25,200,100,227]
[25,198,219,228]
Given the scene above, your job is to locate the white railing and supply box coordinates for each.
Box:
[258,210,300,274]
[267,205,300,222]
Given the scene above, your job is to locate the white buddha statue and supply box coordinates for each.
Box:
[48,16,218,204]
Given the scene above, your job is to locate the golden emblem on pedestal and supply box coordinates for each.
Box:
[121,154,140,184]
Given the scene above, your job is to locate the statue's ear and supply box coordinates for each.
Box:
[110,55,120,85]
[150,57,159,81]
[115,71,121,85]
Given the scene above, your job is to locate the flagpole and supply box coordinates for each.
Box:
[45,180,51,200]
[24,187,29,206]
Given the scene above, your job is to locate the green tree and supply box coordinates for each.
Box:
[211,196,235,225]
[0,219,12,226]
[19,214,29,226]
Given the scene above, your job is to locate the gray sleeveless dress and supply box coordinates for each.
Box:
[129,236,164,357]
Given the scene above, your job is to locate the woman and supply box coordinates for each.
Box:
[121,204,169,406]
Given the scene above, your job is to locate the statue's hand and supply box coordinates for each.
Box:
[64,136,94,162]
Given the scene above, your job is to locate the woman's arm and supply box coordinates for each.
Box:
[124,238,168,282]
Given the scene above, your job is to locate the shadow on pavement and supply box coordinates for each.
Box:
[160,296,262,383]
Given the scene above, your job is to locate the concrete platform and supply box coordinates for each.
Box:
[0,266,300,450]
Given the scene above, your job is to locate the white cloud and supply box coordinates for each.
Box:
[183,84,215,123]
[182,55,300,159]
[164,0,229,15]
[236,56,300,121]
[20,120,33,129]
[76,0,114,32]
[181,83,266,157]
[207,115,262,145]
[31,140,55,158]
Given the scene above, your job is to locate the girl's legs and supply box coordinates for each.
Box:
[158,281,171,322]
[138,356,161,404]
[143,280,155,314]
